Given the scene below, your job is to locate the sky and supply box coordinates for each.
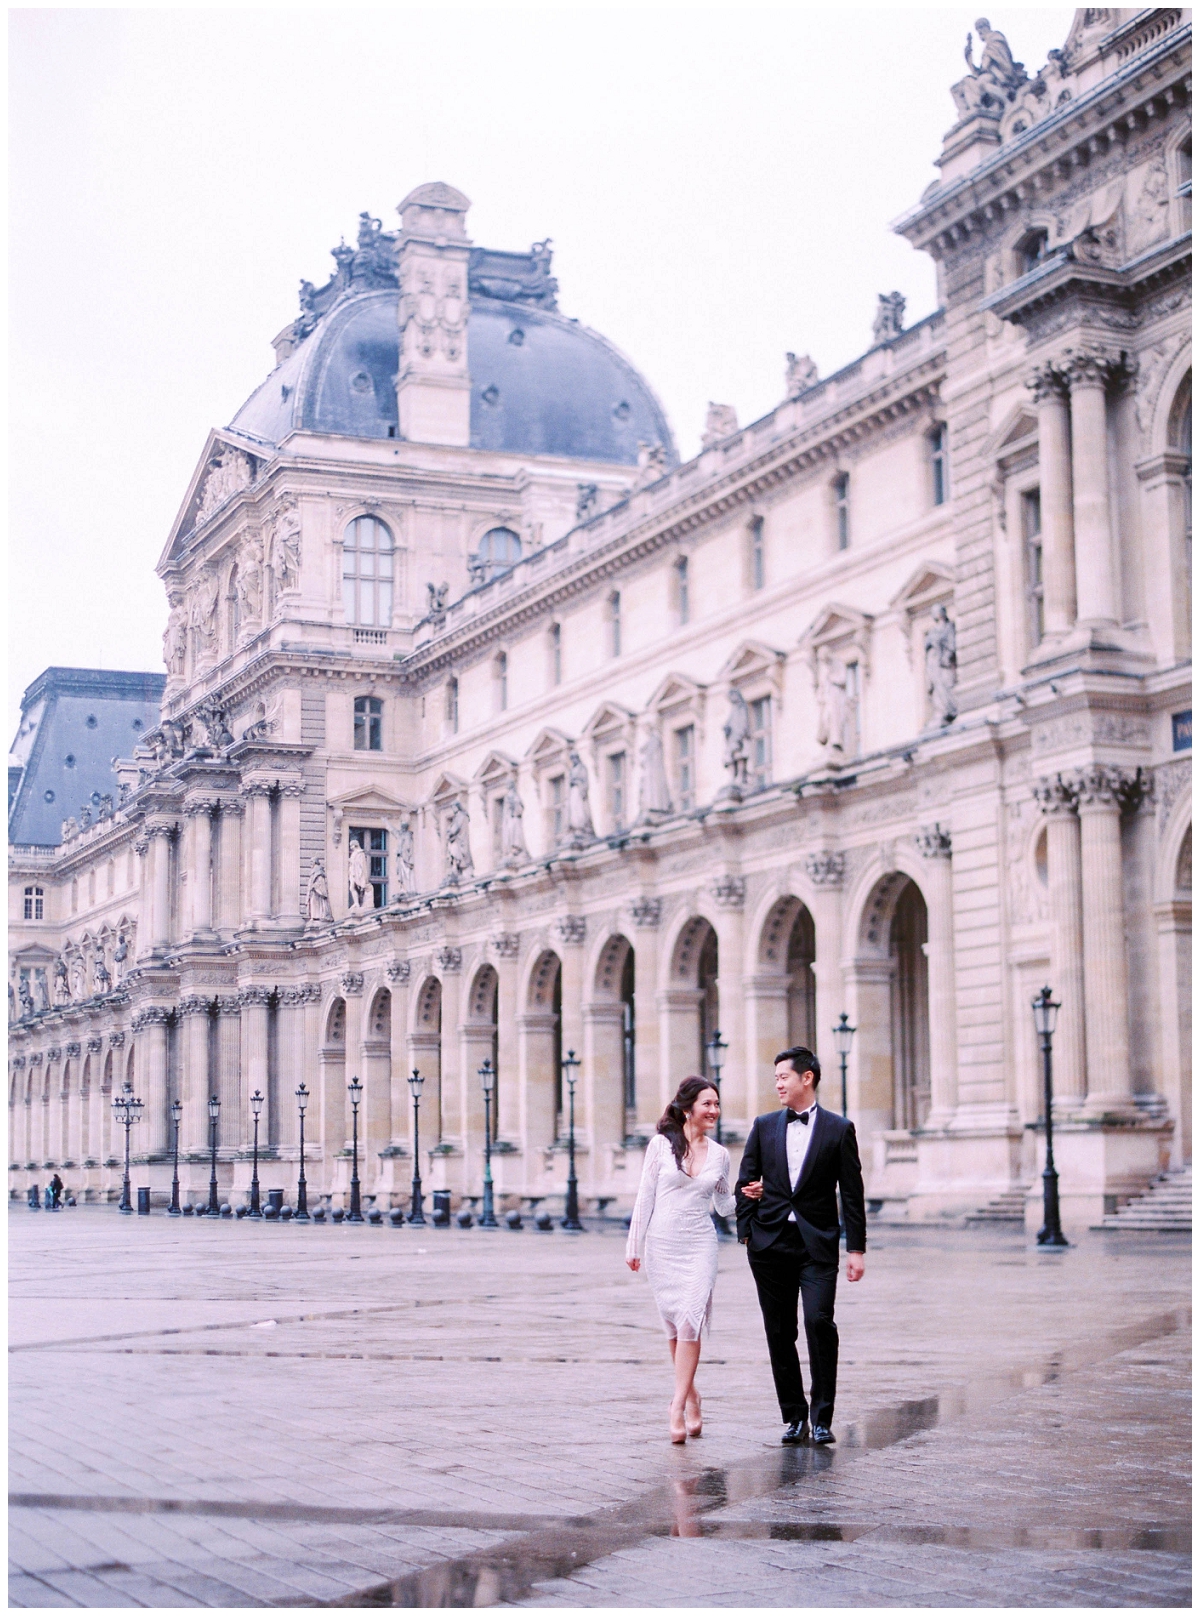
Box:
[8,4,1076,739]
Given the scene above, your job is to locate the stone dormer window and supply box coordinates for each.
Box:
[469,526,521,585]
[342,517,394,628]
[1015,228,1049,278]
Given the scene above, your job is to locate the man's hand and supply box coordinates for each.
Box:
[846,1252,865,1282]
[626,1256,641,1272]
[740,1179,764,1201]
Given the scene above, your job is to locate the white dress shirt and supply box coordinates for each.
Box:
[785,1103,818,1220]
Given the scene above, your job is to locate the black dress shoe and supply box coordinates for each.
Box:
[811,1424,835,1445]
[781,1419,809,1445]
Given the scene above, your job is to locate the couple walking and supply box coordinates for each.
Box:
[625,1046,866,1445]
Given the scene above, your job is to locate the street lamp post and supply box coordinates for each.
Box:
[206,1093,221,1215]
[295,1083,309,1220]
[561,1048,583,1231]
[832,1013,857,1119]
[478,1059,498,1228]
[169,1098,183,1215]
[705,1029,728,1146]
[112,1078,144,1215]
[407,1069,426,1225]
[347,1076,364,1223]
[248,1090,264,1217]
[1032,986,1069,1248]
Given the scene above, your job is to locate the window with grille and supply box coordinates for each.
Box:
[674,725,695,810]
[609,592,622,657]
[930,424,949,506]
[342,517,394,628]
[349,826,388,907]
[750,517,765,590]
[834,474,850,550]
[675,557,689,626]
[23,886,44,921]
[550,623,562,685]
[1023,489,1044,646]
[749,698,772,789]
[353,696,383,751]
[608,752,626,830]
[496,652,508,711]
[446,678,458,734]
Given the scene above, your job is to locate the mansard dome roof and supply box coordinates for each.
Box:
[229,287,676,468]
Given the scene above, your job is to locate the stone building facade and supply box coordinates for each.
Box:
[9,11,1192,1227]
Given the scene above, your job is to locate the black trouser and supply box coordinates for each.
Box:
[747,1222,839,1427]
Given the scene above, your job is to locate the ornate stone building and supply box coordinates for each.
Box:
[9,11,1191,1227]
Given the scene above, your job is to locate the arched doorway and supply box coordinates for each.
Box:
[592,933,635,1152]
[321,997,347,1185]
[467,965,499,1143]
[668,916,717,1094]
[412,978,442,1145]
[526,949,562,1149]
[891,880,930,1129]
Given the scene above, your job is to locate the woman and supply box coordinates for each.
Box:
[626,1076,737,1443]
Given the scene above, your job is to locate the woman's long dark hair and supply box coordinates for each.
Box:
[657,1076,718,1170]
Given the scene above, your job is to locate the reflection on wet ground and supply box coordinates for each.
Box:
[341,1306,1190,1608]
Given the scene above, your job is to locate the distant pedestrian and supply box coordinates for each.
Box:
[626,1077,736,1443]
[48,1173,64,1208]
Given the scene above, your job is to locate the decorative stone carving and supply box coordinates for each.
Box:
[435,947,463,974]
[68,956,86,1001]
[575,483,599,521]
[426,582,449,625]
[28,1051,42,1067]
[46,1047,61,1063]
[563,749,595,845]
[498,778,528,866]
[53,956,69,1004]
[635,441,668,487]
[553,915,587,946]
[304,857,334,926]
[491,933,520,959]
[386,961,412,984]
[196,445,254,523]
[194,699,233,751]
[711,874,746,909]
[163,592,188,678]
[92,944,111,996]
[112,934,129,984]
[400,256,468,365]
[65,1042,81,1059]
[1127,156,1170,255]
[272,504,302,593]
[701,402,739,447]
[717,689,750,801]
[215,995,241,1017]
[444,799,474,883]
[86,1037,103,1053]
[636,726,671,821]
[339,972,365,997]
[951,18,1026,118]
[816,648,848,756]
[629,896,663,928]
[804,850,845,888]
[237,986,273,1009]
[924,604,958,726]
[1034,774,1078,815]
[915,823,952,859]
[1069,764,1147,814]
[131,1006,171,1032]
[347,837,372,913]
[179,996,213,1018]
[785,352,819,397]
[394,815,417,897]
[235,533,265,639]
[871,291,907,345]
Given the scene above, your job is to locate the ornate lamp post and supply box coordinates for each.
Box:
[407,1069,426,1225]
[705,1029,728,1146]
[295,1083,309,1220]
[347,1076,364,1223]
[832,1013,857,1119]
[561,1048,583,1232]
[112,1078,144,1215]
[169,1098,183,1215]
[248,1089,264,1217]
[206,1092,221,1215]
[1032,987,1068,1248]
[478,1059,498,1228]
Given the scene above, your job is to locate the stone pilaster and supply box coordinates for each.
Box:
[1025,363,1075,635]
[243,782,273,925]
[1033,776,1087,1107]
[132,1005,171,1156]
[183,799,217,936]
[914,824,958,1124]
[1063,348,1127,627]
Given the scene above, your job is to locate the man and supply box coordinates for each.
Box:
[736,1046,866,1446]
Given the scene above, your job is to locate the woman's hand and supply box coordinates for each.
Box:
[626,1256,641,1272]
[740,1179,764,1201]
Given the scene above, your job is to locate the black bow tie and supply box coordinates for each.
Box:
[786,1108,812,1125]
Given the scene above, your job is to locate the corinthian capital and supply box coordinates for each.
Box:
[804,850,845,888]
[1025,361,1067,404]
[1032,774,1077,816]
[1071,763,1146,814]
[1059,346,1128,392]
[914,823,952,859]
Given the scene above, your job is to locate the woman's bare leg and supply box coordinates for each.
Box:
[671,1339,702,1438]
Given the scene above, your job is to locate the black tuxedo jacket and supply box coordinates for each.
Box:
[735,1104,866,1258]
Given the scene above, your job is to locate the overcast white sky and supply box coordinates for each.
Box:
[8,4,1075,738]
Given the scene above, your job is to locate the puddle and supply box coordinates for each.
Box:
[336,1305,1189,1608]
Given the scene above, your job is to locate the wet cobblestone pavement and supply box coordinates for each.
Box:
[9,1209,1191,1607]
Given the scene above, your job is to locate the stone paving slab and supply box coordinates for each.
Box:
[8,1208,1191,1607]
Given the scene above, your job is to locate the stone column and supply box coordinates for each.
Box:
[491,939,520,1141]
[244,783,273,926]
[184,799,216,936]
[239,986,272,1148]
[216,799,244,932]
[554,917,587,1080]
[339,972,365,1149]
[433,953,463,1189]
[744,976,789,1122]
[915,825,958,1124]
[630,900,663,1131]
[277,781,304,928]
[135,1006,171,1157]
[1026,362,1076,634]
[215,995,242,1154]
[711,878,747,1132]
[145,822,175,955]
[385,963,412,1150]
[582,1001,624,1197]
[804,852,846,1082]
[179,996,213,1157]
[1074,765,1140,1115]
[1033,777,1087,1106]
[1065,349,1120,626]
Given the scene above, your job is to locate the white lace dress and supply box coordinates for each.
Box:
[625,1133,737,1342]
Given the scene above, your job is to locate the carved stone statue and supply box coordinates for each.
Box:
[69,954,85,1001]
[426,582,449,624]
[395,816,416,896]
[636,725,672,820]
[93,945,111,996]
[816,647,848,755]
[872,292,906,346]
[444,799,474,883]
[61,816,79,842]
[274,507,302,593]
[951,18,1026,117]
[636,441,668,487]
[925,604,958,726]
[499,777,528,865]
[112,933,129,983]
[721,689,751,794]
[305,858,334,925]
[163,594,188,678]
[196,700,233,751]
[576,483,599,521]
[566,749,595,843]
[701,402,739,448]
[347,837,372,912]
[190,568,221,658]
[32,971,49,1013]
[236,535,264,633]
[53,955,69,1003]
[196,445,253,523]
[785,353,820,397]
[17,977,34,1018]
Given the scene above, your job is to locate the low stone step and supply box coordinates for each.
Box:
[965,1188,1028,1225]
[1093,1167,1192,1233]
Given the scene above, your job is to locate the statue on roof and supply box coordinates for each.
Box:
[785,353,820,398]
[872,292,907,346]
[953,18,1027,117]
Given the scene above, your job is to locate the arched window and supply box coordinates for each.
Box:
[1015,227,1049,277]
[471,526,522,584]
[342,517,394,628]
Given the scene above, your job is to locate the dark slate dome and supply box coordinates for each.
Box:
[229,288,675,467]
